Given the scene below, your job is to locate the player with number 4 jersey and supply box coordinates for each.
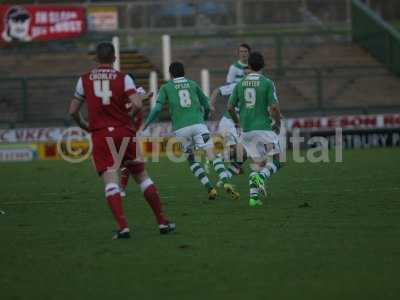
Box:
[143,62,239,201]
[68,42,174,239]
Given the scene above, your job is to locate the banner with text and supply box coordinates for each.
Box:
[0,5,85,43]
[87,6,118,32]
[1,114,400,144]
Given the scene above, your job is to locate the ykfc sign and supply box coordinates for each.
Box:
[0,5,85,43]
[287,114,400,132]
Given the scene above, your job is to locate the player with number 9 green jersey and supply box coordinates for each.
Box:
[148,77,210,131]
[228,73,278,132]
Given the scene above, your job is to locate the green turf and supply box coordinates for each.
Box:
[1,148,400,300]
[391,20,400,30]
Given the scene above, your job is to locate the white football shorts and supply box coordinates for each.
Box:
[174,124,213,153]
[218,116,239,146]
[241,130,281,159]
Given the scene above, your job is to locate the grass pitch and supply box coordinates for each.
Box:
[1,148,400,300]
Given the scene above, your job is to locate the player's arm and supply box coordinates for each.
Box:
[128,93,142,114]
[196,84,211,120]
[142,86,166,130]
[227,85,240,127]
[270,104,282,133]
[226,65,235,83]
[209,87,220,112]
[127,91,153,117]
[132,110,143,131]
[128,88,145,131]
[124,75,153,116]
[267,80,283,134]
[69,77,89,131]
[69,99,89,131]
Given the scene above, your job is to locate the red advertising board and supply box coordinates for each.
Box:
[286,114,400,132]
[0,5,85,42]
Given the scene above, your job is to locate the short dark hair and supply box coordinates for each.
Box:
[239,43,251,52]
[169,62,185,78]
[248,52,265,71]
[96,42,115,64]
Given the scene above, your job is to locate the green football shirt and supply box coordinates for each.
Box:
[156,77,210,131]
[228,73,278,132]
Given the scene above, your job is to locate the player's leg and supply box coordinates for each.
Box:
[197,123,230,184]
[194,124,239,200]
[248,154,282,206]
[102,170,130,238]
[244,131,282,207]
[187,151,213,191]
[204,147,230,184]
[258,154,282,182]
[228,143,247,175]
[248,161,265,207]
[219,116,246,175]
[129,165,175,234]
[120,167,130,197]
[187,151,217,200]
[92,129,130,239]
[257,131,282,182]
[175,126,217,200]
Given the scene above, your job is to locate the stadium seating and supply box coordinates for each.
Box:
[164,40,400,116]
[1,37,400,126]
[0,48,162,126]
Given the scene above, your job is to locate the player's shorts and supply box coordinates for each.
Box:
[218,116,239,146]
[219,83,236,96]
[91,125,144,175]
[241,130,281,160]
[174,123,213,154]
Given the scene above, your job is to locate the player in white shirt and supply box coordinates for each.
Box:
[209,44,251,176]
[226,43,251,84]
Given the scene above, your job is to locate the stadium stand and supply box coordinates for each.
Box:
[1,0,400,126]
[163,38,400,116]
[1,35,400,127]
[0,46,160,126]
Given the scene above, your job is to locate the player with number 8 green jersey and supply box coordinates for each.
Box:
[228,73,278,132]
[144,62,240,201]
[146,77,210,131]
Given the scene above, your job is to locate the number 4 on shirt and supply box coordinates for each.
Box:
[94,80,112,105]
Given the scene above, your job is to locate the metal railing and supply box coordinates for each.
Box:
[1,64,398,128]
